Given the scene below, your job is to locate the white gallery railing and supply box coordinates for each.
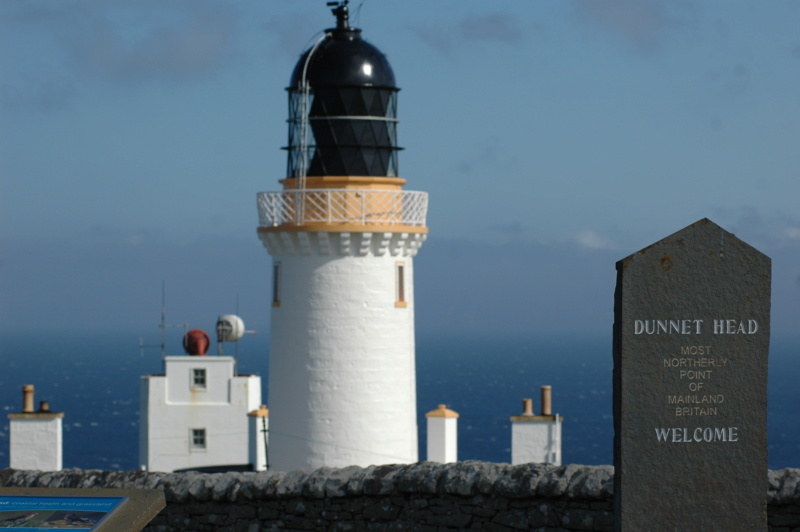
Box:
[257,189,428,228]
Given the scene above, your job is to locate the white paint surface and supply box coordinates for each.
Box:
[427,416,458,463]
[511,416,562,466]
[248,414,269,472]
[262,230,424,471]
[9,416,62,471]
[139,355,262,472]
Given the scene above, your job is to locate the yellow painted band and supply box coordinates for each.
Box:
[280,176,407,191]
[258,224,428,235]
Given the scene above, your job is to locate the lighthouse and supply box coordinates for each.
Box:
[256,2,428,471]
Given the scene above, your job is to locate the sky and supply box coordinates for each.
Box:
[1,0,799,338]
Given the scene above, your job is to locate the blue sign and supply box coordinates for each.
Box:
[0,495,125,530]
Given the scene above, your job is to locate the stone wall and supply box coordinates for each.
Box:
[2,462,799,531]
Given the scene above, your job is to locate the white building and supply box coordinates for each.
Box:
[8,385,63,471]
[256,3,428,471]
[510,386,563,465]
[426,404,459,464]
[139,343,262,472]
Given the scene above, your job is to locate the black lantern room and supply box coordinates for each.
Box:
[285,2,401,179]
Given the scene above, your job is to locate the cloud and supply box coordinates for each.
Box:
[6,2,240,86]
[710,206,800,249]
[575,230,614,250]
[486,222,525,236]
[415,237,620,334]
[409,12,527,55]
[785,227,800,241]
[263,10,324,57]
[407,23,457,55]
[68,10,238,83]
[703,62,751,99]
[0,76,76,113]
[455,161,472,174]
[459,13,524,45]
[0,232,270,335]
[570,0,685,51]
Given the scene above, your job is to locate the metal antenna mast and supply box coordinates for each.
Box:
[139,282,188,370]
[158,281,188,360]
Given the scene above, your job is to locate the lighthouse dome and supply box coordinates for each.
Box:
[290,28,396,90]
[285,2,401,178]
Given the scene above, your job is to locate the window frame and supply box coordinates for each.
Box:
[190,428,207,451]
[272,261,282,307]
[191,368,207,390]
[395,261,407,308]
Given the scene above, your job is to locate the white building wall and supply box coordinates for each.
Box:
[263,230,424,471]
[511,417,562,466]
[9,416,63,471]
[139,376,154,469]
[139,356,262,472]
[427,417,457,463]
[248,408,269,472]
[165,357,235,404]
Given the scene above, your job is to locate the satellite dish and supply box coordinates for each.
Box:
[216,315,245,343]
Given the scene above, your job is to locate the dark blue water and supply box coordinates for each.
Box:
[0,331,797,470]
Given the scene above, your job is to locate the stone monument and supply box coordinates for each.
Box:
[613,218,770,531]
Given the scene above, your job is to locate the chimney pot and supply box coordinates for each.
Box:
[541,385,552,416]
[521,398,533,415]
[22,385,35,413]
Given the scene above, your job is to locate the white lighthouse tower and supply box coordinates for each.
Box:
[256,2,428,471]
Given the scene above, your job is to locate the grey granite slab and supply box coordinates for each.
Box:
[613,218,770,531]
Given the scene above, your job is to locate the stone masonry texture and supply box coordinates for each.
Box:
[2,462,799,531]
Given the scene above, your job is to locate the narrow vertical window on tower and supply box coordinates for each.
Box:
[190,428,207,451]
[395,262,407,307]
[272,262,282,307]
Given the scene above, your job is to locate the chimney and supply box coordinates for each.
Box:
[22,385,35,413]
[541,385,552,416]
[521,398,534,415]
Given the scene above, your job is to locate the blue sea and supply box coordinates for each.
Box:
[0,331,797,471]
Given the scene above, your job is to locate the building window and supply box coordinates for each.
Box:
[192,368,206,389]
[395,262,407,308]
[191,428,206,450]
[272,261,282,307]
